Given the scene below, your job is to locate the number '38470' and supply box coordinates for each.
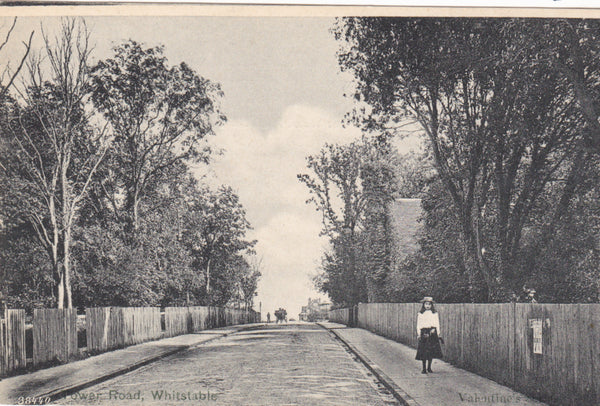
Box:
[16,396,51,405]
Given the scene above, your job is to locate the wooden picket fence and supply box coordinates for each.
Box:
[165,306,257,337]
[189,306,210,331]
[32,308,78,366]
[164,306,190,337]
[331,302,600,406]
[0,305,260,377]
[328,308,350,325]
[86,307,162,353]
[0,310,26,375]
[216,307,225,327]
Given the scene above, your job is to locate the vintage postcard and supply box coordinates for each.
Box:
[0,2,599,405]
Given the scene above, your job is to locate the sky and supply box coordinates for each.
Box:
[3,15,422,318]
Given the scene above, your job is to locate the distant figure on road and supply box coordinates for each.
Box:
[416,296,443,374]
[267,312,271,323]
[274,308,287,324]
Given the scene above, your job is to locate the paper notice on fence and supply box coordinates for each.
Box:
[529,319,543,354]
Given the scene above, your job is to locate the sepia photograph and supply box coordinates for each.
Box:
[0,2,599,405]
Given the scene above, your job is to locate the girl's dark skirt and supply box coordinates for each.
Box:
[416,328,443,360]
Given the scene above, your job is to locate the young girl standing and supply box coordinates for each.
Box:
[415,296,443,374]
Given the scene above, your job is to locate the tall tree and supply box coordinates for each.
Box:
[90,40,226,233]
[299,136,398,305]
[237,255,262,310]
[299,140,367,306]
[182,185,256,305]
[335,18,586,301]
[2,19,107,308]
[358,136,399,301]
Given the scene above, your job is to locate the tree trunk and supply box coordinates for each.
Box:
[365,278,376,303]
[205,258,211,294]
[460,219,492,303]
[47,178,63,308]
[133,197,139,232]
[461,235,478,303]
[61,148,74,309]
[125,186,141,237]
[63,228,73,309]
[57,271,65,309]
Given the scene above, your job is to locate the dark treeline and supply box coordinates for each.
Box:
[0,19,260,312]
[302,18,600,306]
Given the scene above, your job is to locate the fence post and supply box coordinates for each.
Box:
[511,301,516,389]
[0,316,5,376]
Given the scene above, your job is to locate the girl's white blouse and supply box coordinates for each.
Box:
[417,310,441,335]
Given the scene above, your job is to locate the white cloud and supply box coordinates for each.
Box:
[205,104,361,225]
[193,104,360,317]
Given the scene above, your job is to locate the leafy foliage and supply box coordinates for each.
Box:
[182,184,256,306]
[300,136,400,305]
[1,25,260,310]
[334,17,600,303]
[90,40,226,232]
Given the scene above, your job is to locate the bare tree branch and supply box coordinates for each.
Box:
[1,28,34,99]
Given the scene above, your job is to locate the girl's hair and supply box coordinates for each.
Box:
[419,302,437,314]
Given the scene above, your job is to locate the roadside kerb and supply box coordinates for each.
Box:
[31,323,265,403]
[317,322,420,406]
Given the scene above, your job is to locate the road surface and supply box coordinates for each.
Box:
[56,323,399,405]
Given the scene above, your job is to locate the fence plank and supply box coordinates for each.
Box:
[86,307,111,353]
[592,306,600,405]
[189,306,209,332]
[9,309,26,371]
[577,304,595,404]
[0,317,4,376]
[33,309,77,366]
[165,307,189,337]
[1,310,26,374]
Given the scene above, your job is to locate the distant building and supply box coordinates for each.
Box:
[298,298,331,321]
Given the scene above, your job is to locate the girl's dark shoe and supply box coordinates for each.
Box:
[421,369,427,374]
[427,367,433,373]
